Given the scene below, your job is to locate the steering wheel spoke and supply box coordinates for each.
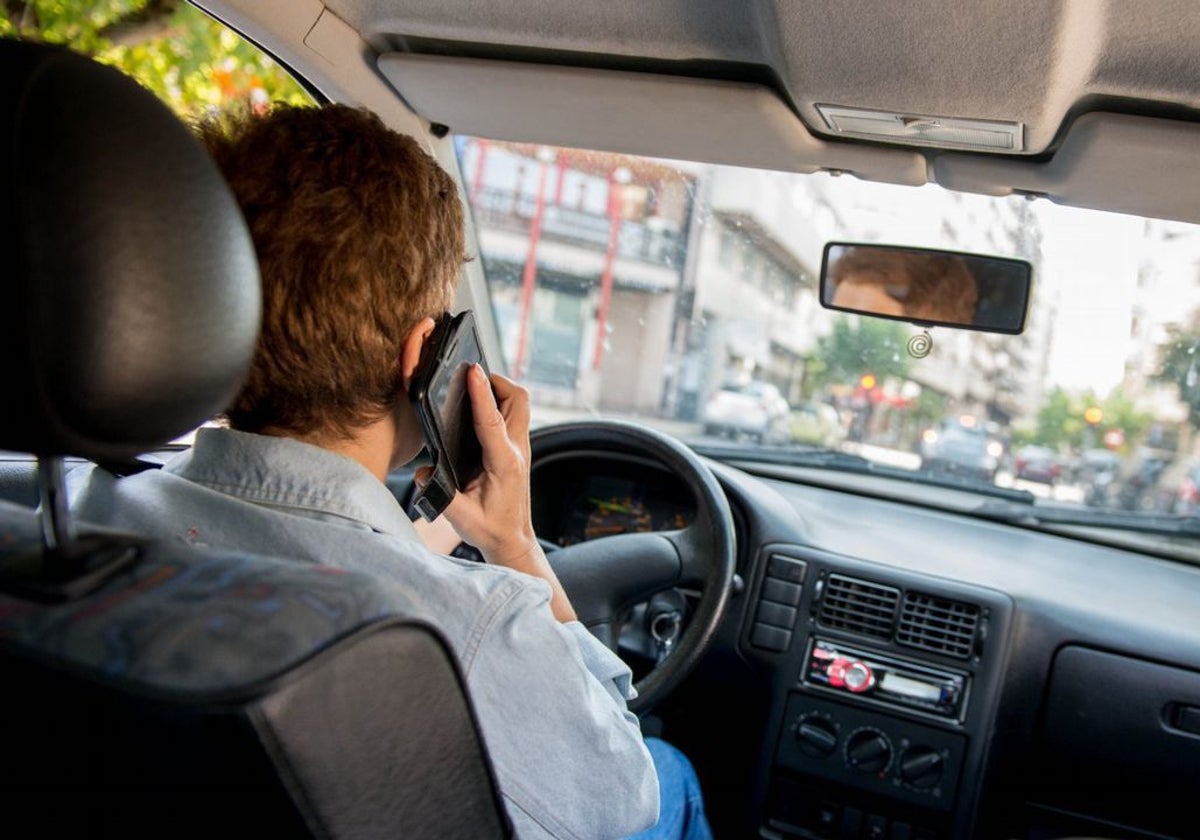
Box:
[662,523,716,588]
[548,531,682,629]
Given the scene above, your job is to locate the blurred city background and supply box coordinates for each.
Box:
[457,136,1200,514]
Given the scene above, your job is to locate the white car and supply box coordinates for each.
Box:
[789,401,846,448]
[702,382,789,442]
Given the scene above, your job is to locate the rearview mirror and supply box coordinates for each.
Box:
[819,242,1032,334]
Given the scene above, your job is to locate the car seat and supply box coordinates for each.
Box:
[0,39,510,840]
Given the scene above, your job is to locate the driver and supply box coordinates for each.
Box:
[69,104,711,839]
[828,246,979,323]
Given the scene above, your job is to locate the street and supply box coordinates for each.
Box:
[531,407,1088,502]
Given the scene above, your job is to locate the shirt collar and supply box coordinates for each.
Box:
[169,428,414,538]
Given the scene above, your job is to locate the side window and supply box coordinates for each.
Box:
[1,1,313,117]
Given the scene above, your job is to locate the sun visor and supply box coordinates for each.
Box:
[934,113,1200,225]
[378,53,927,186]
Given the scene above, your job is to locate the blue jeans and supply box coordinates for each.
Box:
[625,737,713,840]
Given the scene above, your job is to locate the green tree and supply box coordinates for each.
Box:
[810,317,912,389]
[1,1,311,118]
[1032,385,1151,452]
[1157,317,1200,427]
[1034,386,1084,449]
[909,387,947,431]
[1098,390,1152,447]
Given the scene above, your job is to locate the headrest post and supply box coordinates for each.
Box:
[36,455,73,552]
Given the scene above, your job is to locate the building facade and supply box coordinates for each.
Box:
[459,138,698,415]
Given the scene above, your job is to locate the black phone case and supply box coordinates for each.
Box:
[409,311,488,521]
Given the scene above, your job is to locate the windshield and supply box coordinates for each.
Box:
[455,136,1200,536]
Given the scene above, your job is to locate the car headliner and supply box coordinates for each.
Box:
[200,0,1200,226]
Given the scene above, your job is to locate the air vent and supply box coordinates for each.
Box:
[897,591,980,659]
[818,575,899,640]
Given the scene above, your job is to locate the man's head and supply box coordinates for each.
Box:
[199,104,466,449]
[828,247,978,324]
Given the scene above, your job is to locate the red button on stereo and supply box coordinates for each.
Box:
[827,658,849,687]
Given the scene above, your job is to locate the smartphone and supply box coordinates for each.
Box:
[409,310,490,521]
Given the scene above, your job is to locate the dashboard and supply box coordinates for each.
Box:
[5,444,1200,839]
[528,450,1200,840]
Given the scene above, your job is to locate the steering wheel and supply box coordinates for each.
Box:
[530,421,736,713]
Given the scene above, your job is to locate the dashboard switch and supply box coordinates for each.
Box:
[756,600,798,628]
[816,801,839,832]
[751,622,792,652]
[865,814,889,839]
[839,806,864,838]
[762,578,803,606]
[767,554,807,582]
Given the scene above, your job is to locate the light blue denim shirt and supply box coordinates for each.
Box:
[69,428,658,839]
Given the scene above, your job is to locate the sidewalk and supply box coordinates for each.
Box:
[839,441,922,470]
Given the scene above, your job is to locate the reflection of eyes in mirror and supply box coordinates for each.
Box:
[820,243,1032,334]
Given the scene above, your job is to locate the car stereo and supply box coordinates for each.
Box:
[803,638,969,721]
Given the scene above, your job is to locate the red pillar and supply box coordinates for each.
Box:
[469,138,489,202]
[592,168,626,371]
[554,157,568,205]
[513,157,550,380]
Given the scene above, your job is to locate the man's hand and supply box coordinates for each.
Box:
[420,365,577,622]
[441,366,535,560]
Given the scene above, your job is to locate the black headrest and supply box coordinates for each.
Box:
[0,41,260,462]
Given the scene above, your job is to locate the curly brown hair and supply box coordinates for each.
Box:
[829,247,978,323]
[198,104,466,438]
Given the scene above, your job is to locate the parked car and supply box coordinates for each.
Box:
[1013,445,1064,485]
[918,418,1002,484]
[788,401,845,448]
[1074,447,1122,484]
[1157,456,1200,516]
[1174,462,1200,515]
[1114,448,1175,512]
[701,381,789,442]
[1076,448,1123,506]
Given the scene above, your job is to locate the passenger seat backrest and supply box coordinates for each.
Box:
[0,504,510,840]
[0,40,512,838]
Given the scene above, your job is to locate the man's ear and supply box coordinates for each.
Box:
[399,316,438,392]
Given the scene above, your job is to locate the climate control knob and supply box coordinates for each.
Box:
[844,728,892,774]
[898,745,945,789]
[794,713,839,758]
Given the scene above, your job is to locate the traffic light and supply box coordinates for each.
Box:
[1084,406,1103,425]
[859,373,877,390]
